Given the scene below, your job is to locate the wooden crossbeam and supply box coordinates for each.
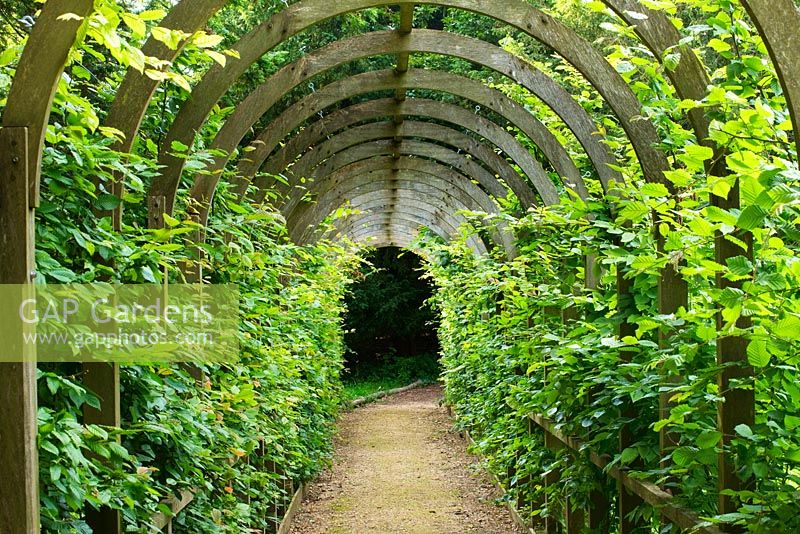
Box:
[529,414,723,534]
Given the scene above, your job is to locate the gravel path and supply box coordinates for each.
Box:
[289,385,525,534]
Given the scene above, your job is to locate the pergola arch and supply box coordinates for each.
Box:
[152,0,672,224]
[280,119,530,202]
[275,112,551,204]
[326,208,464,245]
[230,66,613,204]
[290,170,498,235]
[276,136,521,216]
[332,230,422,250]
[183,17,663,220]
[290,174,506,248]
[283,154,508,225]
[3,0,800,529]
[298,188,491,253]
[178,23,651,219]
[258,79,585,186]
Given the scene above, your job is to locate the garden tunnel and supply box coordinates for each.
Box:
[0,0,799,532]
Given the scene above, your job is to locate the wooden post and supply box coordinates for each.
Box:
[543,430,562,534]
[0,127,39,534]
[616,269,646,534]
[713,179,755,516]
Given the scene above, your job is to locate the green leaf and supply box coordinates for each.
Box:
[49,464,62,482]
[48,268,77,283]
[0,48,17,67]
[121,13,146,38]
[736,205,768,231]
[171,140,190,153]
[785,415,800,431]
[619,201,650,223]
[620,447,639,465]
[192,32,224,49]
[640,183,669,197]
[696,430,722,449]
[678,144,714,170]
[672,446,695,466]
[141,265,158,283]
[774,316,800,341]
[726,255,753,277]
[95,194,122,211]
[735,424,754,439]
[747,340,770,367]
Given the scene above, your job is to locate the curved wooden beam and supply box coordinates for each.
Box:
[336,226,442,250]
[285,154,504,225]
[338,220,466,250]
[331,230,428,251]
[163,9,670,220]
[179,24,638,217]
[232,67,613,207]
[310,187,485,252]
[330,207,465,242]
[270,139,513,212]
[291,172,495,238]
[300,188,489,253]
[277,126,525,211]
[291,168,517,256]
[281,118,544,207]
[740,0,800,164]
[261,81,583,188]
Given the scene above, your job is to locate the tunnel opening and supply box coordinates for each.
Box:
[342,246,441,392]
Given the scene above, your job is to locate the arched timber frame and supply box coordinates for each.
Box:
[278,138,517,217]
[258,84,582,187]
[240,65,618,197]
[288,167,512,249]
[2,0,800,531]
[272,110,550,207]
[178,25,645,220]
[307,188,491,254]
[326,221,468,258]
[321,206,483,253]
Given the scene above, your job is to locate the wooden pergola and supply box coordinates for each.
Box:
[1,0,798,531]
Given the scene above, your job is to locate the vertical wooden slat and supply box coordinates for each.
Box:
[657,261,688,464]
[543,430,562,534]
[0,127,39,534]
[564,497,585,534]
[393,4,414,152]
[83,363,122,533]
[616,269,646,534]
[181,213,206,382]
[714,180,755,516]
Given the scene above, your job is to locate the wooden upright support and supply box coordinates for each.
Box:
[657,259,688,466]
[713,180,755,516]
[0,127,39,534]
[616,268,646,534]
[83,363,122,533]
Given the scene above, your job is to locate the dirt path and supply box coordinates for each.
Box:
[289,385,525,534]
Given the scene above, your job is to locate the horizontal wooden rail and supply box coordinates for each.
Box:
[528,414,723,534]
[149,488,196,533]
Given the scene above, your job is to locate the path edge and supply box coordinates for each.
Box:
[447,404,536,534]
[347,379,426,408]
[276,483,307,534]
